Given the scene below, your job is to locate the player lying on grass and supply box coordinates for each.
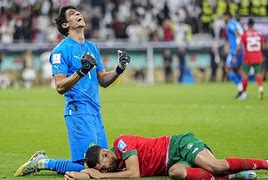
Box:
[63,132,268,180]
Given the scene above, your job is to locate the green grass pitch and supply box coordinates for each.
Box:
[0,83,268,179]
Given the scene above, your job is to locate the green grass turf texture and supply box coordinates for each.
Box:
[0,83,268,179]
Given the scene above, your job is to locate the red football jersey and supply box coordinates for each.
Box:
[240,29,265,64]
[112,135,170,177]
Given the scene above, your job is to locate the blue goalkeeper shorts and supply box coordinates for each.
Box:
[226,50,243,68]
[65,113,108,161]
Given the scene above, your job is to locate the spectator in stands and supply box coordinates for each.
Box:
[238,0,250,16]
[209,44,220,82]
[200,0,213,34]
[218,40,229,82]
[0,53,10,89]
[133,68,145,84]
[1,0,268,44]
[40,50,54,87]
[21,50,36,88]
[126,19,144,42]
[177,46,186,83]
[162,18,174,41]
[163,49,173,83]
[0,15,14,43]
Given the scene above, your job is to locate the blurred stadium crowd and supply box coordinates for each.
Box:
[0,0,268,88]
[1,0,268,43]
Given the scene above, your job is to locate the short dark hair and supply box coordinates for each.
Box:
[248,18,255,27]
[55,5,77,36]
[85,145,102,168]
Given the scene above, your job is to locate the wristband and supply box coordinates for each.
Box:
[116,65,124,74]
[76,69,86,77]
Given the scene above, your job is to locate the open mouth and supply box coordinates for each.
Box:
[77,18,82,22]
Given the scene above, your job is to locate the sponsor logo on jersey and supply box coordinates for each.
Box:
[52,54,61,64]
[117,139,127,153]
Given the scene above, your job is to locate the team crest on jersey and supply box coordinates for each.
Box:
[117,139,127,153]
[52,54,61,64]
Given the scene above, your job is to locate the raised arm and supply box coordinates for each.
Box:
[97,70,119,88]
[97,50,131,88]
[53,52,96,94]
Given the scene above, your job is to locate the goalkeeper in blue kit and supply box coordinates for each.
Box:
[14,5,130,176]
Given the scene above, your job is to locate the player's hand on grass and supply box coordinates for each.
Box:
[82,168,102,179]
[64,171,90,180]
[77,52,97,77]
[116,50,131,74]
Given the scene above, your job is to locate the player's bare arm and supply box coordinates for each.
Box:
[97,70,119,88]
[54,74,81,94]
[98,50,131,88]
[54,52,96,94]
[84,155,140,179]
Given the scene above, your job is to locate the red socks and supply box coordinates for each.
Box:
[185,168,228,180]
[226,158,268,173]
[256,74,263,87]
[242,78,248,92]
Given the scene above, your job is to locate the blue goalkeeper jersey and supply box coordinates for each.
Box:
[49,36,105,115]
[226,19,243,55]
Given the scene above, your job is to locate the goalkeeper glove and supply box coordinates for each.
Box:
[116,50,131,74]
[77,52,96,77]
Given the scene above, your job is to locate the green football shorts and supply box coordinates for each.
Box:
[242,64,262,74]
[167,133,211,169]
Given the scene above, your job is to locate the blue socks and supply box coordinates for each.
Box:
[228,71,241,85]
[44,159,85,174]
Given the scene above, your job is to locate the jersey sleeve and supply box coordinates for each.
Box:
[49,50,68,75]
[113,135,138,160]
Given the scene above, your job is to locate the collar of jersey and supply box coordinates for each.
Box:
[66,36,85,45]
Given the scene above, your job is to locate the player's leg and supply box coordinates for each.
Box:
[195,148,229,174]
[14,152,85,176]
[168,133,228,179]
[168,161,230,180]
[240,64,251,99]
[225,157,268,173]
[168,160,251,180]
[96,114,108,149]
[14,114,93,176]
[41,114,103,174]
[225,54,243,98]
[195,148,268,173]
[39,114,97,173]
[168,133,258,179]
[253,64,264,99]
[168,162,190,179]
